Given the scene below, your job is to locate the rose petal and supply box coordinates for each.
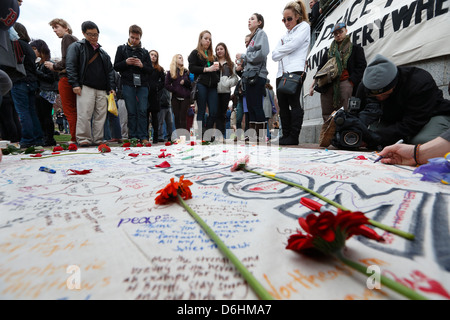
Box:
[156,161,171,168]
[68,169,92,175]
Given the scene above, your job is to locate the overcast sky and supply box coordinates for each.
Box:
[17,0,307,84]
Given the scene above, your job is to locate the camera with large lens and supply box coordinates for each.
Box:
[332,97,383,150]
[333,109,364,149]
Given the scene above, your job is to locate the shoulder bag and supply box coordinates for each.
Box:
[314,56,338,88]
[190,77,199,104]
[276,61,304,95]
[0,39,26,81]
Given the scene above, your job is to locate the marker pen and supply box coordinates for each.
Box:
[374,139,404,163]
[39,167,56,174]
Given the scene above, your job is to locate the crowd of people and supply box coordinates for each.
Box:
[1,0,450,166]
[0,0,315,155]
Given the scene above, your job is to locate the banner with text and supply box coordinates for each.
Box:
[305,0,450,88]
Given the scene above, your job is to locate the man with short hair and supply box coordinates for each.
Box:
[66,21,115,147]
[114,25,152,144]
[356,54,450,147]
[45,18,78,144]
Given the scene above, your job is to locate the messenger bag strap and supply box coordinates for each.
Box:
[88,52,100,65]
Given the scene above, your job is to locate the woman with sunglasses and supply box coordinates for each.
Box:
[272,0,310,146]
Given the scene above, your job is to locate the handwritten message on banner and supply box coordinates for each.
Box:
[0,143,449,300]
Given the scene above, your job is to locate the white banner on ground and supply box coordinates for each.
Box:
[305,0,450,88]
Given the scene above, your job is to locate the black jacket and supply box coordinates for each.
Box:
[357,66,450,146]
[188,49,219,88]
[318,43,367,95]
[309,2,320,29]
[66,39,115,92]
[113,43,152,87]
[35,61,58,92]
[148,68,165,112]
[15,39,37,84]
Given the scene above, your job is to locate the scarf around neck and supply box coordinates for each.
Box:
[329,35,353,108]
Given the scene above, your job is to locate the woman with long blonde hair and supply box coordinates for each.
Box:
[272,0,310,145]
[165,54,192,130]
[188,30,220,140]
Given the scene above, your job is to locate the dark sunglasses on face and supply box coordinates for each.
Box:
[282,17,294,23]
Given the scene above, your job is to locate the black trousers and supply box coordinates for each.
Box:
[276,72,306,137]
[35,95,56,146]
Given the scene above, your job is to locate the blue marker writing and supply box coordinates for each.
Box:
[39,167,56,174]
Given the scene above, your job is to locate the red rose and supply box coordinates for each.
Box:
[155,176,193,205]
[98,144,111,153]
[68,144,78,151]
[53,146,64,152]
[286,233,314,252]
[287,210,383,255]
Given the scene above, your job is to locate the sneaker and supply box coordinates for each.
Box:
[79,142,90,148]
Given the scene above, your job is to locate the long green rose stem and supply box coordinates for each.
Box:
[335,251,428,300]
[177,194,274,300]
[246,169,415,241]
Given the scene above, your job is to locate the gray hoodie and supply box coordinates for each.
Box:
[241,28,270,79]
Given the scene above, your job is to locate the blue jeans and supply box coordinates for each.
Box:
[158,107,174,141]
[196,83,218,135]
[11,81,43,147]
[122,85,149,140]
[245,77,266,123]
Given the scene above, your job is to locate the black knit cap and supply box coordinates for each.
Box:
[363,54,399,95]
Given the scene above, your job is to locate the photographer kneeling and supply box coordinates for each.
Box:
[354,54,450,149]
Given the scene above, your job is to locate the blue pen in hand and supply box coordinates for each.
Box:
[39,167,56,174]
[374,139,404,163]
